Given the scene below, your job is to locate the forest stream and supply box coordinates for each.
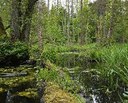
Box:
[54,51,128,103]
[1,0,128,102]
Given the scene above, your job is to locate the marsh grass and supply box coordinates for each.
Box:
[80,44,128,102]
[40,43,128,102]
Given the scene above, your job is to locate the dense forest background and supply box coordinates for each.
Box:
[0,0,128,44]
[0,0,128,103]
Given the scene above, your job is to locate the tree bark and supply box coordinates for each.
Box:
[79,0,85,45]
[21,0,38,42]
[37,0,43,50]
[66,0,70,44]
[10,0,38,42]
[95,0,107,42]
[10,0,22,41]
[107,0,116,39]
[0,17,6,35]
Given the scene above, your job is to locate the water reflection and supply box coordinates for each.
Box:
[6,90,12,103]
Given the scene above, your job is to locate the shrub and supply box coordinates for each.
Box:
[0,41,29,67]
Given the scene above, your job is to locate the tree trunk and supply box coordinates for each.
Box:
[79,0,85,45]
[10,0,38,42]
[0,17,6,35]
[66,0,70,44]
[10,0,22,41]
[21,0,38,42]
[37,0,43,50]
[107,0,116,39]
[48,0,50,11]
[96,0,107,43]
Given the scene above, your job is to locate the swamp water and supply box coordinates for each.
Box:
[0,66,44,103]
[55,52,128,103]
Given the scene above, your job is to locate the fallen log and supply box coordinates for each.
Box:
[0,72,28,78]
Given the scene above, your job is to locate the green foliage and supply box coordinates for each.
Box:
[0,41,28,58]
[43,43,128,102]
[38,62,80,93]
[78,44,128,102]
[1,0,128,102]
[0,0,11,29]
[38,68,58,82]
[97,44,128,84]
[42,43,97,63]
[44,6,66,44]
[0,41,29,66]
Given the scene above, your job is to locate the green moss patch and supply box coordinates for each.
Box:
[44,82,80,103]
[16,88,38,98]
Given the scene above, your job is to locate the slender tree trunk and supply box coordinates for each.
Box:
[36,0,43,65]
[63,1,67,39]
[57,0,59,6]
[71,0,75,43]
[79,0,85,45]
[10,0,22,41]
[48,0,50,11]
[96,0,106,43]
[66,0,70,45]
[107,0,115,39]
[37,0,43,50]
[76,0,79,43]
